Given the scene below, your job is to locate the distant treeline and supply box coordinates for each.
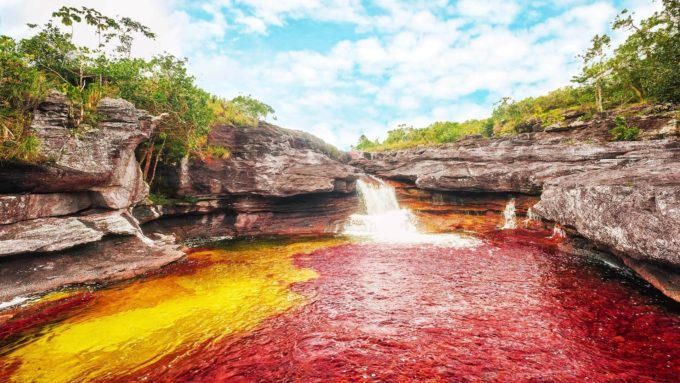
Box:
[355,0,679,151]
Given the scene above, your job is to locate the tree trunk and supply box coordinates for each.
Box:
[596,82,604,112]
[630,84,644,103]
[142,142,154,182]
[149,137,166,187]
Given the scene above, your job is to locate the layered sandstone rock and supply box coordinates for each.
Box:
[533,160,680,267]
[0,92,174,266]
[0,233,184,302]
[0,91,151,209]
[355,138,679,194]
[354,113,680,300]
[156,122,359,198]
[145,122,361,239]
[142,193,359,241]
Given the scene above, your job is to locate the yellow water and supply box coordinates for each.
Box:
[1,238,345,383]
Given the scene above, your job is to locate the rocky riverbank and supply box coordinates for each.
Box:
[139,121,360,240]
[0,93,359,301]
[1,93,678,303]
[353,107,680,301]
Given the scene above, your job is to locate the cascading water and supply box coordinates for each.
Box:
[343,177,478,247]
[523,206,541,228]
[501,198,517,229]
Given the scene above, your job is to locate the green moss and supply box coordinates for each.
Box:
[149,193,174,206]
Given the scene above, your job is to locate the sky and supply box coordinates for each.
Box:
[0,0,662,148]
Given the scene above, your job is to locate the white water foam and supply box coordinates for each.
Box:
[523,207,541,228]
[343,177,479,247]
[501,198,517,229]
[0,296,31,311]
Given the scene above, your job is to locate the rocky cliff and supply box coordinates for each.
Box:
[0,91,171,252]
[141,122,360,240]
[354,108,680,301]
[0,94,358,301]
[0,92,187,300]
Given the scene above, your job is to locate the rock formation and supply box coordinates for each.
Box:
[0,92,162,255]
[354,109,680,301]
[0,93,184,299]
[143,122,360,239]
[0,96,360,300]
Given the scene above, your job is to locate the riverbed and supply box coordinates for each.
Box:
[1,232,678,382]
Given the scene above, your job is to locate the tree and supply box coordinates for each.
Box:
[609,1,680,103]
[574,34,611,112]
[230,95,275,122]
[354,135,377,151]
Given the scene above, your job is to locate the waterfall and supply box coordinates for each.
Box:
[550,224,566,239]
[501,198,517,229]
[343,177,479,247]
[523,207,541,228]
[432,193,444,206]
[343,178,420,239]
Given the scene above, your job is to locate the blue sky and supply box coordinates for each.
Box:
[0,0,661,148]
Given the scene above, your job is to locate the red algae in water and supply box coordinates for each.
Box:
[118,235,680,383]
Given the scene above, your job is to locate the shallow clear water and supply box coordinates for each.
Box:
[0,232,678,382]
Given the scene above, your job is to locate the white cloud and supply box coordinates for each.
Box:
[0,0,665,149]
[456,0,521,24]
[0,0,227,58]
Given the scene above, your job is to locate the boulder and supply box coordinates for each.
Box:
[533,160,680,267]
[0,91,151,210]
[0,210,144,257]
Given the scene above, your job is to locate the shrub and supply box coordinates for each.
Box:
[149,192,173,205]
[204,145,230,159]
[609,116,640,141]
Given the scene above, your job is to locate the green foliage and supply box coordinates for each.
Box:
[355,120,484,152]
[575,1,680,107]
[609,116,640,141]
[230,95,275,122]
[354,1,678,151]
[209,95,275,127]
[0,36,51,161]
[149,192,173,205]
[482,119,494,138]
[204,145,231,159]
[1,6,274,165]
[491,87,592,135]
[354,135,378,151]
[112,54,214,161]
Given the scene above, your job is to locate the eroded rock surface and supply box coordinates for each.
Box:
[0,234,184,302]
[354,119,680,300]
[157,123,359,198]
[0,210,146,256]
[0,92,151,206]
[355,138,679,194]
[145,122,361,239]
[533,161,680,267]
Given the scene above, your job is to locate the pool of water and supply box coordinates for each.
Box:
[0,232,678,382]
